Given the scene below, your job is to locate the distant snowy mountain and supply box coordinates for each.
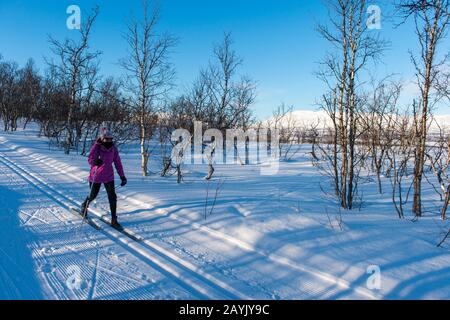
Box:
[265,110,450,132]
[433,114,450,130]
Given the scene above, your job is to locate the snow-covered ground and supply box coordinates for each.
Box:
[0,126,449,300]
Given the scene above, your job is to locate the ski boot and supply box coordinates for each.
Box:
[111,216,122,230]
[80,198,90,218]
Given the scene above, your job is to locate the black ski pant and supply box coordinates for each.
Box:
[82,181,117,219]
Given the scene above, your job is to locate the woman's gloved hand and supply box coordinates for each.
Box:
[93,158,103,166]
[120,176,128,187]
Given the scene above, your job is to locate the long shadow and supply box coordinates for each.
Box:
[0,185,44,299]
[379,265,450,300]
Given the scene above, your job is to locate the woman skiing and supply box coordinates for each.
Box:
[81,128,127,228]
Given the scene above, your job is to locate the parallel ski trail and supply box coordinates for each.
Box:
[2,155,190,300]
[0,149,246,300]
[0,137,378,299]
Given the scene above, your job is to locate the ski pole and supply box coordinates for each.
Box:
[81,164,99,226]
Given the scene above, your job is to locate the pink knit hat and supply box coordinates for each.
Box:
[100,127,113,139]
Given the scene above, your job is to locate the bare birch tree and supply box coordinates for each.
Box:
[47,7,101,154]
[316,0,387,209]
[385,110,416,219]
[361,79,402,194]
[121,0,176,176]
[267,104,301,160]
[176,33,256,132]
[0,59,20,131]
[426,125,450,219]
[397,0,450,217]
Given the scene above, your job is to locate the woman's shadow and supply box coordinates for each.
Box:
[0,185,44,299]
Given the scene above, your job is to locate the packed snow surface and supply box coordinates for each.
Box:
[0,126,449,300]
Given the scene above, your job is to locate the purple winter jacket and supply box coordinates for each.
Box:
[88,139,125,184]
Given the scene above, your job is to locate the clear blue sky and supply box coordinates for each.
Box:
[0,0,448,118]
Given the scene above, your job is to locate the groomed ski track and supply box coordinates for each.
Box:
[0,136,378,300]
